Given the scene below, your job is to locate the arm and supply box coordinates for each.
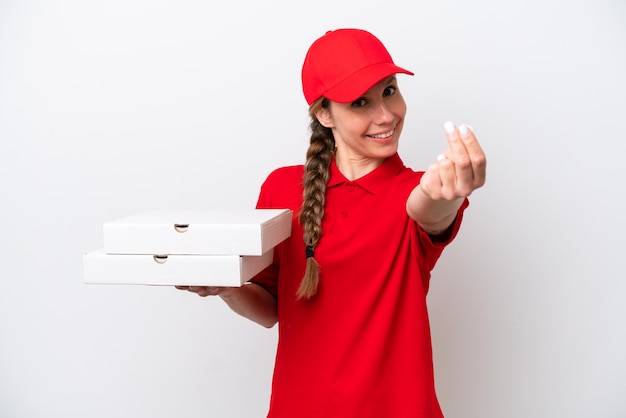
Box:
[175,283,278,328]
[406,122,486,235]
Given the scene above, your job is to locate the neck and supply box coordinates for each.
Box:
[334,149,386,181]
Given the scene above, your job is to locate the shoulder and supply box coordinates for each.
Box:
[385,153,424,188]
[394,163,425,193]
[261,165,304,191]
[257,165,305,210]
[264,165,304,182]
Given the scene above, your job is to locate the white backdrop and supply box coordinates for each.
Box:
[1,1,625,417]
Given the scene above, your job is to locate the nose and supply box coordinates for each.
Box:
[373,101,394,124]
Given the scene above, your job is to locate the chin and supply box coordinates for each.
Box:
[375,140,399,155]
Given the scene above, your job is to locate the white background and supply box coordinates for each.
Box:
[1,1,625,417]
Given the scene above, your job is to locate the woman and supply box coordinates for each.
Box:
[178,28,486,418]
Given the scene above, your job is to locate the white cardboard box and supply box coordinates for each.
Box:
[102,209,292,255]
[83,249,273,286]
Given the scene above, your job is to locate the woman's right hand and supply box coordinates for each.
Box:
[174,283,278,328]
[175,285,231,297]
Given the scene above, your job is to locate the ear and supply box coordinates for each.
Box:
[315,107,334,129]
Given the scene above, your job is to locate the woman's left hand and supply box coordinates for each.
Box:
[419,122,486,201]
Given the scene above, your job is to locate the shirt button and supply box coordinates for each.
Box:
[341,210,348,217]
[346,184,355,192]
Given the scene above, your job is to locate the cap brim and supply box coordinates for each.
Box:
[322,63,414,104]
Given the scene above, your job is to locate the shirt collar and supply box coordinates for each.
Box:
[327,152,406,194]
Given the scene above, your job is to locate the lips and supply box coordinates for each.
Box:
[368,129,395,139]
[367,128,396,144]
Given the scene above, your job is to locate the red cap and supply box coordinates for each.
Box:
[301,28,414,105]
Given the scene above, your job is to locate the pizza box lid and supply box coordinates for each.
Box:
[102,209,292,256]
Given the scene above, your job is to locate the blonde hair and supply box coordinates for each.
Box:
[297,97,334,300]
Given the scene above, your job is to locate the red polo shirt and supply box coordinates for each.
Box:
[252,152,468,418]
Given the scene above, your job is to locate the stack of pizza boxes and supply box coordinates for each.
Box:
[83,209,292,286]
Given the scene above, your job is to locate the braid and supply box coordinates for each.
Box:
[297,99,334,300]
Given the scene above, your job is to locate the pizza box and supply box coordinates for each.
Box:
[102,209,292,255]
[83,249,273,287]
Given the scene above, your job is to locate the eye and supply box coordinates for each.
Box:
[383,85,397,97]
[351,97,367,107]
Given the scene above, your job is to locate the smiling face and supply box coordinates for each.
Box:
[315,76,407,179]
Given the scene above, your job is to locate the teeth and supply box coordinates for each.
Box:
[370,129,394,139]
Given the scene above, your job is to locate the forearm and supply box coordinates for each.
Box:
[219,282,278,328]
[406,184,464,235]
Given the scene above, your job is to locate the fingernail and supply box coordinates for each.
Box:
[459,124,469,137]
[437,154,446,162]
[444,121,455,134]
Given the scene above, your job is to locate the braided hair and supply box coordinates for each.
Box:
[297,98,334,300]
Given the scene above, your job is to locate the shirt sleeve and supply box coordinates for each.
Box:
[415,198,470,291]
[423,198,470,246]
